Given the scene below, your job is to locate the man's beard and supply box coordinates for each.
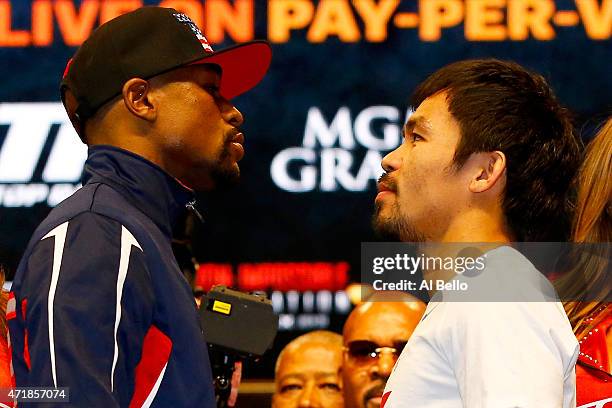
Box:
[208,143,240,190]
[372,200,426,242]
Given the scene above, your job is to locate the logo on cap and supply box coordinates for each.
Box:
[62,58,73,79]
[173,13,213,53]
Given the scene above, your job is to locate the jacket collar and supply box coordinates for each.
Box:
[81,145,195,237]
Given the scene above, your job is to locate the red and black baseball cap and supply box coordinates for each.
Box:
[61,6,272,136]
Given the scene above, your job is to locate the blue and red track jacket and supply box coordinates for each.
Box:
[8,145,216,407]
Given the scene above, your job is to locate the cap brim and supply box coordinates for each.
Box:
[189,40,272,100]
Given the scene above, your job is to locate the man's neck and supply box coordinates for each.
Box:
[421,209,512,297]
[435,207,512,243]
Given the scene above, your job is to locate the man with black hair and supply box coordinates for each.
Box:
[374,59,581,407]
[8,7,271,407]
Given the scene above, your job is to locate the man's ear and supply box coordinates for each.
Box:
[469,151,506,193]
[122,78,156,122]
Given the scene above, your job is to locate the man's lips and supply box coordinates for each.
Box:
[376,181,396,203]
[376,173,397,195]
[364,383,386,407]
[367,396,382,407]
[375,189,394,205]
[366,389,383,399]
[377,182,394,193]
[230,131,245,161]
[232,131,245,145]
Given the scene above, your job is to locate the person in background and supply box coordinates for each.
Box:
[342,292,425,408]
[560,118,612,407]
[272,330,344,408]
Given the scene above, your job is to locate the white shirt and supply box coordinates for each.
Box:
[383,246,579,408]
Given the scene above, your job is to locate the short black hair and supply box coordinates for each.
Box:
[412,59,581,242]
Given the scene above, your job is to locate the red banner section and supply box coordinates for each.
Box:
[195,261,350,292]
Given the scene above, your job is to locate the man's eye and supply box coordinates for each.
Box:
[410,132,423,142]
[280,384,302,393]
[320,383,341,392]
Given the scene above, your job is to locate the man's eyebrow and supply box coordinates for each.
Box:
[278,371,338,382]
[346,338,408,346]
[278,373,305,382]
[402,115,433,137]
[405,115,433,131]
[314,371,340,379]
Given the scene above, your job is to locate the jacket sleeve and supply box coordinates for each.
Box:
[12,212,154,407]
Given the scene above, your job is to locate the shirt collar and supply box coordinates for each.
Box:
[81,145,195,237]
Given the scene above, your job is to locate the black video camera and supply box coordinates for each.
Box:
[200,286,278,407]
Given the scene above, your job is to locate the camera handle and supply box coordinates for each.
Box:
[210,348,239,408]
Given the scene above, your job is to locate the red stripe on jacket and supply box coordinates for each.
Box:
[129,325,172,407]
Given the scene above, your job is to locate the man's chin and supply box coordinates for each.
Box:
[372,210,426,242]
[210,165,240,191]
[372,213,401,241]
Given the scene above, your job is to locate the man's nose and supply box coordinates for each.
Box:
[297,382,321,408]
[381,146,402,173]
[371,350,397,381]
[220,97,244,128]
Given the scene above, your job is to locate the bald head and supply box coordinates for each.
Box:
[275,331,343,376]
[273,331,344,408]
[343,291,425,338]
[342,292,426,408]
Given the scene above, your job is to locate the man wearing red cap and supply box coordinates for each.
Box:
[7,7,271,407]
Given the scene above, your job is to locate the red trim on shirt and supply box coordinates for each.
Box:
[381,391,391,408]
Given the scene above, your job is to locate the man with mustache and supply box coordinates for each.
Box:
[374,60,581,407]
[342,292,425,408]
[272,331,344,408]
[7,7,271,407]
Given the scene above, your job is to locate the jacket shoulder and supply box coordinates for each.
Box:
[27,182,142,247]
